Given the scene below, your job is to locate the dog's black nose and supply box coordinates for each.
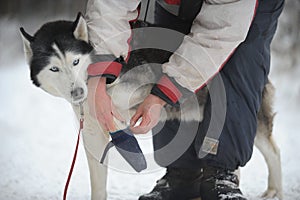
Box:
[71,87,84,100]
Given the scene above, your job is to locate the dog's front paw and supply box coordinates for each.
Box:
[261,188,283,200]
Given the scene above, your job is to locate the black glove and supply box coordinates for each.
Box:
[100,128,147,172]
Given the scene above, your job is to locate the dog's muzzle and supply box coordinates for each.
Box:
[71,87,85,103]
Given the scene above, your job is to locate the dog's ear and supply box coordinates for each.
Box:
[20,27,34,65]
[73,12,89,43]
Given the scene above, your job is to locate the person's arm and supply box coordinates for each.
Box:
[87,77,124,132]
[151,0,258,105]
[86,0,140,56]
[131,0,258,134]
[86,0,140,82]
[85,0,140,131]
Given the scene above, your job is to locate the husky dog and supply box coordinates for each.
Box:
[20,14,282,200]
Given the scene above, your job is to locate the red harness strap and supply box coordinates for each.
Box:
[87,61,122,77]
[63,118,84,200]
[164,0,181,5]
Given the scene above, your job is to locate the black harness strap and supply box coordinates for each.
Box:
[178,0,204,21]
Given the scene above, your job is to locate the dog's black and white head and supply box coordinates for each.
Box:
[20,13,93,104]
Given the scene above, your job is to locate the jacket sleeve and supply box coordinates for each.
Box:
[85,0,140,82]
[152,0,258,105]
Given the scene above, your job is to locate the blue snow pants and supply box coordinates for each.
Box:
[151,0,285,170]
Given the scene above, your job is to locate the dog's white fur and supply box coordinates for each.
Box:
[21,15,282,200]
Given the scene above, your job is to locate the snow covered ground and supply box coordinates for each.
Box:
[1,15,300,200]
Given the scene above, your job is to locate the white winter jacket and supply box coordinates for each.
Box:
[85,0,257,94]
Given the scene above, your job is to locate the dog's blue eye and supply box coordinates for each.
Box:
[50,66,60,72]
[73,59,80,66]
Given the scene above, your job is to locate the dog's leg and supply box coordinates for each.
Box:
[73,103,110,200]
[234,168,241,186]
[82,119,110,200]
[85,148,108,200]
[255,132,282,199]
[255,81,283,199]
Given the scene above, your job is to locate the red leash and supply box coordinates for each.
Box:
[63,106,84,200]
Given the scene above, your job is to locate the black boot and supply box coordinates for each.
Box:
[199,169,246,200]
[139,167,203,200]
[139,167,247,200]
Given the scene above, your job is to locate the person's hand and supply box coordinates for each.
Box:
[130,94,166,134]
[88,77,124,132]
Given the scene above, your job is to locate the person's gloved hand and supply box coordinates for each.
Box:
[130,94,166,134]
[88,77,124,132]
